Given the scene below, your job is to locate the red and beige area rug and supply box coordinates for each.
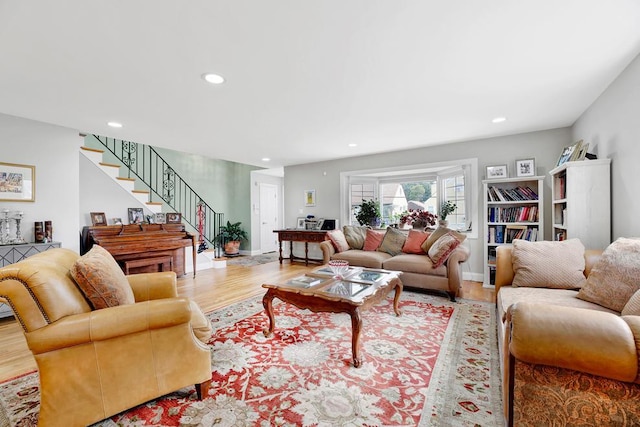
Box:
[0,292,503,427]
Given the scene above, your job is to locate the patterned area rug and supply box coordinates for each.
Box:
[0,292,503,426]
[226,252,279,267]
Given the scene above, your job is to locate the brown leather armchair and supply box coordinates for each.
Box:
[0,248,212,427]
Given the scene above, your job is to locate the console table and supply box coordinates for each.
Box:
[273,229,329,265]
[0,241,62,318]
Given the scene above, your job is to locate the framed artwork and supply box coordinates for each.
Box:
[0,162,35,202]
[90,212,107,226]
[304,189,316,207]
[556,140,583,166]
[166,212,182,224]
[296,217,306,229]
[128,208,144,224]
[486,165,508,179]
[112,217,123,225]
[515,158,535,177]
[154,213,166,224]
[315,218,325,230]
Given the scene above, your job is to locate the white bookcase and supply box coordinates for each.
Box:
[483,176,544,287]
[550,159,611,249]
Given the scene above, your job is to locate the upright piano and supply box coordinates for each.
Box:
[81,224,196,277]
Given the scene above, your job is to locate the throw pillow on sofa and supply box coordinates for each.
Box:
[363,229,385,251]
[428,231,462,268]
[577,237,640,312]
[70,245,135,309]
[421,226,466,254]
[402,229,430,254]
[511,238,586,289]
[327,229,350,253]
[378,227,408,256]
[622,289,640,316]
[343,225,368,250]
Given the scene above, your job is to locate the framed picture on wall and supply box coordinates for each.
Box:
[0,162,35,202]
[304,189,316,207]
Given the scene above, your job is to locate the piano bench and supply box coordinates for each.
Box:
[124,256,173,275]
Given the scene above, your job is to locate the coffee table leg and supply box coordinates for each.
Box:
[262,291,276,337]
[393,279,403,316]
[350,309,363,368]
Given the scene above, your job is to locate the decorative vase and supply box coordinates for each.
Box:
[438,220,448,228]
[224,241,241,255]
[412,221,426,230]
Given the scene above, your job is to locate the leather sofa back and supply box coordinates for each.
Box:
[0,248,92,332]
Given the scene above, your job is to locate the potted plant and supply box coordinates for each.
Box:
[215,221,248,255]
[399,209,437,229]
[439,201,457,227]
[355,199,381,227]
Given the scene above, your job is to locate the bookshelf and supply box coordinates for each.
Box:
[550,159,611,249]
[483,176,544,286]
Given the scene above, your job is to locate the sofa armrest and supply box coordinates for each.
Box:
[26,297,193,354]
[508,302,639,383]
[127,271,178,301]
[320,240,336,264]
[495,245,514,295]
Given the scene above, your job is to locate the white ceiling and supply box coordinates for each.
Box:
[1,1,639,168]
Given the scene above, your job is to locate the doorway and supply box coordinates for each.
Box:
[259,183,279,253]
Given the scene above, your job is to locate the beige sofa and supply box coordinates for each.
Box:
[320,227,469,301]
[495,240,640,427]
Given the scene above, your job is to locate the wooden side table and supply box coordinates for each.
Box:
[273,229,329,265]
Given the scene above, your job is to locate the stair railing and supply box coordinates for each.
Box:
[92,135,224,255]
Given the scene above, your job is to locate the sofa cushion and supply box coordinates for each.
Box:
[402,229,430,254]
[383,253,446,276]
[497,286,618,324]
[577,237,640,312]
[327,229,350,253]
[421,226,466,253]
[622,289,640,316]
[377,227,408,256]
[511,239,586,289]
[70,245,135,309]
[428,231,462,268]
[343,225,368,250]
[363,229,385,251]
[331,249,391,269]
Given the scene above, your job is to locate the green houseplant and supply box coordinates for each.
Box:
[215,221,248,255]
[355,199,381,227]
[439,201,457,227]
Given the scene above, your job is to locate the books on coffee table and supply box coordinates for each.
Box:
[288,275,322,288]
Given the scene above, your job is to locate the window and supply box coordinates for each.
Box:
[341,159,477,237]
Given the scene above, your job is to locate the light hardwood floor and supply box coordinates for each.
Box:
[0,261,494,383]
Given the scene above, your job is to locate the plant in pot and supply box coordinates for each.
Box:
[215,221,248,255]
[355,199,381,227]
[439,201,457,227]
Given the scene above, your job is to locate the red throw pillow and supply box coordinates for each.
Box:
[428,232,462,268]
[402,229,430,254]
[327,229,350,253]
[363,229,385,251]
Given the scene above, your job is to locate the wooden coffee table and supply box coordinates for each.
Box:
[262,266,403,367]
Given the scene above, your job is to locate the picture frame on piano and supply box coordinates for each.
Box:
[90,212,107,226]
[128,208,144,225]
[154,213,166,224]
[166,212,182,224]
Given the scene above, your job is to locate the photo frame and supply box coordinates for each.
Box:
[90,212,107,226]
[486,165,508,179]
[128,208,144,224]
[296,217,306,229]
[515,158,536,177]
[315,218,325,230]
[166,212,182,224]
[556,140,583,166]
[0,162,35,202]
[304,189,316,207]
[112,217,123,225]
[154,213,166,224]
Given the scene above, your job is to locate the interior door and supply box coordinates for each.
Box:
[259,183,279,253]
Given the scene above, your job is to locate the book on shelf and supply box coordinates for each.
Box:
[488,206,538,223]
[488,186,538,202]
[288,275,322,288]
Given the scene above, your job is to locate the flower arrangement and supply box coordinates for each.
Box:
[440,201,457,220]
[399,209,437,227]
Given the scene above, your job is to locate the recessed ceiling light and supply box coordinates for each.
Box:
[492,117,507,123]
[107,121,123,128]
[348,143,357,147]
[202,73,225,84]
[261,157,270,162]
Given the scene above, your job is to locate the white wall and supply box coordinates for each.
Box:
[572,52,640,239]
[284,127,572,277]
[0,114,81,252]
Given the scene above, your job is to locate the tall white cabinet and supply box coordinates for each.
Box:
[550,159,611,249]
[483,176,544,287]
